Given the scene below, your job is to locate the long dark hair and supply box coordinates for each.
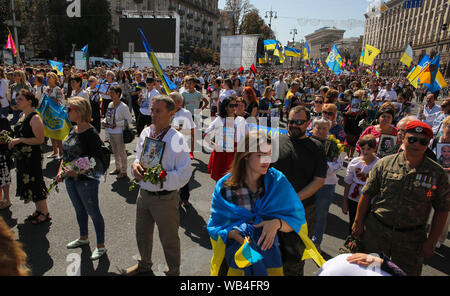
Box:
[219,96,236,118]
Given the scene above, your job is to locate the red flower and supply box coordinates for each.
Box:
[159,170,167,180]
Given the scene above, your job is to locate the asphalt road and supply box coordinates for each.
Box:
[1,103,449,276]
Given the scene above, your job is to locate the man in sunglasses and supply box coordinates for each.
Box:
[352,120,450,275]
[272,105,327,276]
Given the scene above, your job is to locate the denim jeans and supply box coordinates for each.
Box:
[312,184,336,246]
[12,109,21,125]
[65,178,105,245]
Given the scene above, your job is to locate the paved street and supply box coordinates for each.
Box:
[1,107,449,276]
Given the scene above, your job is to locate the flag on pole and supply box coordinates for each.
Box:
[284,46,301,58]
[263,39,278,51]
[363,44,381,66]
[407,55,430,88]
[400,45,413,67]
[238,65,244,72]
[137,28,177,95]
[325,43,343,75]
[303,43,310,60]
[417,53,440,85]
[48,60,64,76]
[360,50,365,64]
[273,43,285,64]
[81,44,88,59]
[250,64,257,76]
[5,31,17,57]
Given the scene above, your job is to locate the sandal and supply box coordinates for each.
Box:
[31,212,52,225]
[25,210,41,222]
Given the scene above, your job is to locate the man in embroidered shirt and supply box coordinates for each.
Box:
[124,95,192,276]
[418,93,442,129]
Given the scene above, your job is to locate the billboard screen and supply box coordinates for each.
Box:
[119,18,176,53]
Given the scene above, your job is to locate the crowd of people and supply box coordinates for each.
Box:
[0,61,449,276]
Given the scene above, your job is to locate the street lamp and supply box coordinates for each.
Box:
[265,8,277,28]
[290,29,297,43]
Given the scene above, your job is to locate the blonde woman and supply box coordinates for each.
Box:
[10,70,32,124]
[45,72,64,159]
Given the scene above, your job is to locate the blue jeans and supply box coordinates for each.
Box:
[65,178,105,245]
[312,184,336,246]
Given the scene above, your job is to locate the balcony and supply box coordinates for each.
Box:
[194,26,201,32]
[187,13,193,18]
[208,21,213,26]
[187,24,193,29]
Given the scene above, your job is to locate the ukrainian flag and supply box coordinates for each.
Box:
[303,43,310,60]
[138,28,177,95]
[360,50,365,64]
[264,39,278,51]
[273,43,285,64]
[400,45,413,67]
[325,43,343,75]
[408,55,431,88]
[417,53,441,85]
[234,238,264,269]
[258,51,268,64]
[207,168,325,276]
[284,46,301,58]
[37,94,72,141]
[48,60,64,76]
[363,44,381,66]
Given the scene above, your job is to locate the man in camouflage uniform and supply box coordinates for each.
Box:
[352,121,450,275]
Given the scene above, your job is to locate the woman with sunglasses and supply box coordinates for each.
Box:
[57,97,107,260]
[205,96,248,182]
[321,104,345,143]
[8,90,49,224]
[343,90,368,161]
[356,102,398,157]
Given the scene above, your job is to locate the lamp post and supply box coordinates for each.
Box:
[435,3,448,55]
[265,8,277,29]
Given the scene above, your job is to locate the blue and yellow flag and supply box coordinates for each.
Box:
[234,238,264,268]
[273,43,285,64]
[284,46,301,58]
[37,94,72,141]
[48,60,63,76]
[207,168,325,276]
[303,43,310,60]
[363,44,381,66]
[258,51,268,64]
[407,54,431,88]
[417,53,440,85]
[81,44,88,60]
[325,43,343,75]
[264,39,278,51]
[138,28,177,95]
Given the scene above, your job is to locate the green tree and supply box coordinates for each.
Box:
[0,1,8,42]
[239,9,275,39]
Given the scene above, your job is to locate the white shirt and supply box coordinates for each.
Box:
[71,89,90,100]
[344,156,379,202]
[34,85,46,107]
[274,80,288,101]
[104,102,132,134]
[133,127,192,192]
[377,89,397,102]
[325,154,344,185]
[140,88,160,116]
[317,254,391,276]
[204,116,248,152]
[0,78,9,108]
[172,108,196,140]
[419,104,442,129]
[219,89,236,103]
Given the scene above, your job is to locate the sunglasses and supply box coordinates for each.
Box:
[228,104,238,108]
[407,136,429,146]
[315,101,323,104]
[322,111,335,116]
[288,119,308,125]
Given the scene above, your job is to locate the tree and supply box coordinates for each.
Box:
[224,0,254,35]
[239,9,275,39]
[0,0,8,43]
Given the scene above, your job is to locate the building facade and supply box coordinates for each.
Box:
[363,0,450,76]
[305,27,346,62]
[335,36,364,64]
[109,0,221,59]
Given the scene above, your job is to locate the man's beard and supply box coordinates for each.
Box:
[288,126,305,138]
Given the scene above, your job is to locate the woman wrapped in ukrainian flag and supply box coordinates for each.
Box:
[207,131,325,276]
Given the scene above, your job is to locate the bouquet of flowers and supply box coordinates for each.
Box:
[129,164,168,191]
[327,134,345,162]
[0,130,12,144]
[47,157,96,193]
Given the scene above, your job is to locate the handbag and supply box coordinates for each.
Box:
[122,119,135,144]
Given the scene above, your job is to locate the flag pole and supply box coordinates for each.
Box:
[10,0,22,65]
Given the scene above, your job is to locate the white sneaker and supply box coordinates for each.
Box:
[436,242,441,249]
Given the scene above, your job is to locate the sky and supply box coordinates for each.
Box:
[218,0,374,45]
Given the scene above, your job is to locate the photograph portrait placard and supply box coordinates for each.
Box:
[377,134,397,156]
[98,83,110,94]
[140,137,166,169]
[436,143,450,169]
[350,98,362,113]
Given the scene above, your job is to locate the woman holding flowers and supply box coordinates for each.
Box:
[8,90,49,223]
[0,113,13,209]
[57,97,107,260]
[310,117,344,250]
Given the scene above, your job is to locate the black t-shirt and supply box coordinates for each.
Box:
[272,135,327,207]
[130,81,146,100]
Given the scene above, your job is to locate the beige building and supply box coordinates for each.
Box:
[109,0,221,54]
[305,27,345,61]
[335,36,363,64]
[363,0,450,76]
